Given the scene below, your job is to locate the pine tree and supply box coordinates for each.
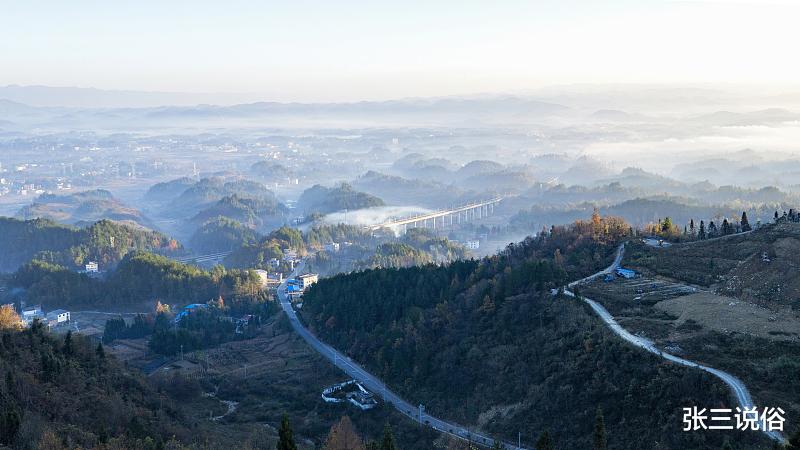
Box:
[708,221,717,237]
[593,408,607,450]
[721,219,731,235]
[721,439,733,450]
[5,371,15,399]
[96,342,105,360]
[785,425,800,450]
[277,414,297,450]
[62,330,73,356]
[535,431,555,450]
[741,211,751,232]
[380,424,397,450]
[0,409,21,446]
[689,219,695,235]
[775,210,780,222]
[699,221,706,240]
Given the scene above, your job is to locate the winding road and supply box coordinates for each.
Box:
[277,242,784,447]
[278,262,524,449]
[567,244,785,444]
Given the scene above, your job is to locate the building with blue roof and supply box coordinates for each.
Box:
[615,267,636,279]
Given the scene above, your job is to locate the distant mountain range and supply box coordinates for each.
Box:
[3,84,800,133]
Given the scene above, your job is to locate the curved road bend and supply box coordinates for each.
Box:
[278,262,526,449]
[567,244,785,444]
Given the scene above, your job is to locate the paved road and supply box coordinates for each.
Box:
[567,244,785,444]
[277,262,524,449]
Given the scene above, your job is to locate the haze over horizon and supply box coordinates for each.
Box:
[3,0,800,103]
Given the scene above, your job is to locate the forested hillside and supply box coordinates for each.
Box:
[0,217,178,273]
[7,252,264,311]
[189,216,260,254]
[302,216,765,449]
[298,183,384,215]
[190,194,286,230]
[0,324,195,449]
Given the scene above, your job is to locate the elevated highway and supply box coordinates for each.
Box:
[365,197,504,232]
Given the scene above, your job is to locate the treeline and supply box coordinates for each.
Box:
[301,214,760,449]
[0,217,179,273]
[643,207,800,242]
[8,252,268,311]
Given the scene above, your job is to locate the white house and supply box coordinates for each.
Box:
[324,242,340,253]
[254,269,283,289]
[22,305,44,324]
[46,309,70,327]
[298,273,319,290]
[465,240,480,250]
[85,261,99,273]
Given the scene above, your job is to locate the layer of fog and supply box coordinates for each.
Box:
[322,206,432,227]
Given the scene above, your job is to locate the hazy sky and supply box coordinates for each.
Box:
[2,0,799,101]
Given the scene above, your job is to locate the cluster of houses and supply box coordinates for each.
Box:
[18,304,71,329]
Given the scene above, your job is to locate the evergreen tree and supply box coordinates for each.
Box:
[62,330,73,356]
[741,212,751,232]
[721,219,731,236]
[5,371,15,399]
[775,211,780,222]
[593,408,607,450]
[96,342,105,360]
[492,441,504,450]
[689,219,695,235]
[0,409,21,446]
[277,414,297,450]
[785,426,800,450]
[708,221,718,237]
[535,431,555,450]
[699,221,706,240]
[380,424,397,450]
[721,439,733,450]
